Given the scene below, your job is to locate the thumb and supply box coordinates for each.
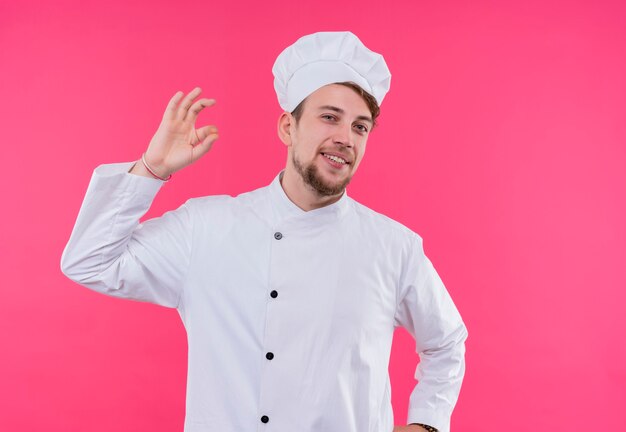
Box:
[191,126,219,162]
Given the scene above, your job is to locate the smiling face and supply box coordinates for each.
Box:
[278,83,374,205]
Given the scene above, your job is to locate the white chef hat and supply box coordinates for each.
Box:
[272,31,391,112]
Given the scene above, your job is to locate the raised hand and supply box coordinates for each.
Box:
[131,87,219,179]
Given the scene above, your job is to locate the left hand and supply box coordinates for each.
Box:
[394,425,427,432]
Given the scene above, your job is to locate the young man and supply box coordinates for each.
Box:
[61,32,467,432]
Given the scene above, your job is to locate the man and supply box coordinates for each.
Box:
[61,32,467,432]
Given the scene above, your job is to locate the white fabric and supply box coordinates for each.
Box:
[61,163,467,432]
[272,31,392,112]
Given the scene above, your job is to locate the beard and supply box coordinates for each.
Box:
[292,153,352,197]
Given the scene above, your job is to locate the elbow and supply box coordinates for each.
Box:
[60,253,110,290]
[451,321,469,357]
[60,251,80,282]
[459,320,469,344]
[60,246,91,283]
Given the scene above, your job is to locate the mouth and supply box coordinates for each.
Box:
[321,152,350,165]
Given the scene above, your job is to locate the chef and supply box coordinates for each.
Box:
[61,31,468,432]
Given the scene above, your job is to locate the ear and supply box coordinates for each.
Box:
[277,111,294,147]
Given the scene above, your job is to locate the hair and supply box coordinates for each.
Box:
[290,81,381,129]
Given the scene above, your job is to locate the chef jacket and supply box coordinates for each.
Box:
[61,162,468,432]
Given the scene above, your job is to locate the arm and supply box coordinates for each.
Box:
[60,162,191,306]
[60,88,219,306]
[393,235,468,432]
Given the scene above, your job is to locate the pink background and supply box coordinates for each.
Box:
[2,0,625,430]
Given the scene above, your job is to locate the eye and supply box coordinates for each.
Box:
[354,124,369,134]
[321,114,337,121]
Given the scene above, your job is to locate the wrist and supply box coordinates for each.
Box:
[143,152,170,175]
[128,159,155,179]
[129,153,172,181]
[143,152,172,179]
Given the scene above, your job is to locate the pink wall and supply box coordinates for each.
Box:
[2,0,625,430]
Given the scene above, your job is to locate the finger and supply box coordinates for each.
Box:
[185,98,216,123]
[177,87,202,120]
[191,131,219,162]
[163,91,184,120]
[193,125,219,145]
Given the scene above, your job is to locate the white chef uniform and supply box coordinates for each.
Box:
[61,163,468,432]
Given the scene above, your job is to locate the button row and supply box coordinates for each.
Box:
[262,234,281,426]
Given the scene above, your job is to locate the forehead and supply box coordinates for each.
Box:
[304,84,370,116]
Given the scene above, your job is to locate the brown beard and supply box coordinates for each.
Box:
[292,153,351,197]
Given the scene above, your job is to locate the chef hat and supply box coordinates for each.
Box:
[272,31,391,112]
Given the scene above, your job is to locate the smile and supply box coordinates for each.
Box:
[321,153,348,165]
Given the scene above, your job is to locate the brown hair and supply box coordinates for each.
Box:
[290,81,381,129]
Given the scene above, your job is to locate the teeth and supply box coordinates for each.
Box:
[323,153,347,164]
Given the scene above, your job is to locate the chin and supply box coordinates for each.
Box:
[293,153,353,197]
[310,170,352,197]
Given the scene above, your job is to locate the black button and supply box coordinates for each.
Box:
[270,290,278,298]
[266,352,274,360]
[274,232,283,240]
[261,415,269,423]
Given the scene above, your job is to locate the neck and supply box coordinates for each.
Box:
[280,169,344,211]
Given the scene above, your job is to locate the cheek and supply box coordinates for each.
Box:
[354,143,367,165]
[294,139,318,160]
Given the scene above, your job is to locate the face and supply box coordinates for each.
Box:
[280,84,373,197]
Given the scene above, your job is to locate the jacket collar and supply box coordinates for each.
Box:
[266,171,351,227]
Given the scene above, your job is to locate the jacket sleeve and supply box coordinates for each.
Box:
[393,235,468,432]
[60,162,193,308]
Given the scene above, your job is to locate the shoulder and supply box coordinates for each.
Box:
[350,199,422,241]
[347,200,430,289]
[185,194,234,210]
[182,183,268,217]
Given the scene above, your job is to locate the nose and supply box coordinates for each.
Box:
[332,123,354,148]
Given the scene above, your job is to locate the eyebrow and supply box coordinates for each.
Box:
[317,105,373,125]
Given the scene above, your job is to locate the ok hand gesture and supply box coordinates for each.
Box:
[132,87,219,179]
